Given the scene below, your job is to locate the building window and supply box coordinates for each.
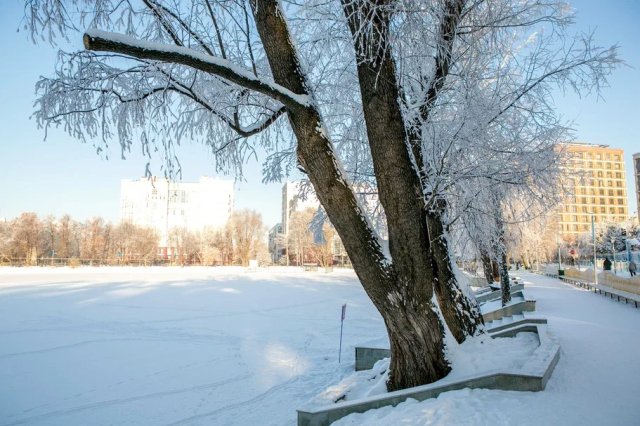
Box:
[616,181,623,187]
[618,199,624,205]
[615,164,620,169]
[605,154,611,160]
[600,207,606,213]
[614,155,620,161]
[619,208,625,214]
[616,172,622,178]
[596,154,601,160]
[600,198,605,205]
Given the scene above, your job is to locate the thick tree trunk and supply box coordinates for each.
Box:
[492,260,500,282]
[492,202,511,305]
[426,211,483,342]
[480,247,494,285]
[341,0,481,348]
[251,0,450,390]
[499,248,511,306]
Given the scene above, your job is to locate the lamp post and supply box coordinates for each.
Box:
[557,227,562,275]
[610,237,617,274]
[587,212,597,285]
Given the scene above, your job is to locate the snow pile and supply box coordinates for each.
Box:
[306,331,539,409]
[479,293,525,313]
[306,358,389,408]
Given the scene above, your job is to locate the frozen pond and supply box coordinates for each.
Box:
[0,267,384,426]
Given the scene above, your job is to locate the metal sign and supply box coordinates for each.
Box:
[339,304,347,363]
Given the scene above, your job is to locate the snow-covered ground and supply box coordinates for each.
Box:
[1,268,639,425]
[0,267,386,426]
[333,272,640,426]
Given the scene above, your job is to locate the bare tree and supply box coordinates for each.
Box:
[24,0,621,390]
[0,221,13,264]
[58,214,72,258]
[12,213,41,265]
[133,226,160,265]
[287,208,315,266]
[229,209,266,266]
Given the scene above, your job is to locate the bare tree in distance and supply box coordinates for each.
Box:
[24,0,622,390]
[230,209,266,267]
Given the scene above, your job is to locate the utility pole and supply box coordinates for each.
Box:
[590,214,597,286]
[611,237,617,274]
[556,229,562,275]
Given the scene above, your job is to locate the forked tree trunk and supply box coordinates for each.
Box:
[251,0,451,390]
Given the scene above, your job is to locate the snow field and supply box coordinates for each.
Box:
[0,267,385,426]
[1,269,639,426]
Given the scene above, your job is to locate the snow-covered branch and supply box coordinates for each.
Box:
[83,30,310,109]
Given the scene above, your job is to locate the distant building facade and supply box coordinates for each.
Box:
[280,181,381,265]
[120,176,234,255]
[268,223,284,263]
[634,152,640,220]
[560,143,629,237]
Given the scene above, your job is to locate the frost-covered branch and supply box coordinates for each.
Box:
[83,30,309,109]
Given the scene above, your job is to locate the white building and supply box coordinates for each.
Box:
[120,176,234,254]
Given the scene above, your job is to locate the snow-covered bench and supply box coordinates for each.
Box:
[559,276,640,308]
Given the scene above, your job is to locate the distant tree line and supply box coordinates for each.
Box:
[0,209,270,267]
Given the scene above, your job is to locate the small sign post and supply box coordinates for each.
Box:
[339,304,346,363]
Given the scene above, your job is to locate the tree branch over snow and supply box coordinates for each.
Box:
[83,30,310,110]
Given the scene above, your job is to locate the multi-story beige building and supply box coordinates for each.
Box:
[559,142,629,237]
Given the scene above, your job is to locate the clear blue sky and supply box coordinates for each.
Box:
[0,0,638,227]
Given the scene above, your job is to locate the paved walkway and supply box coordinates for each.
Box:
[336,272,640,426]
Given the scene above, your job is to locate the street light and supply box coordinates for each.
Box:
[556,226,562,275]
[610,237,617,275]
[587,212,598,286]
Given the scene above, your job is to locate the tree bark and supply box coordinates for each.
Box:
[480,246,494,285]
[426,211,483,341]
[491,202,511,305]
[251,0,450,390]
